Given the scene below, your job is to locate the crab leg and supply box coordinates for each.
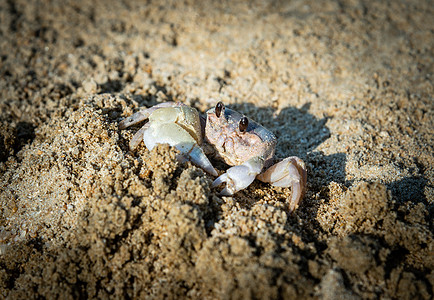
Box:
[129,123,150,150]
[212,157,264,196]
[256,157,307,212]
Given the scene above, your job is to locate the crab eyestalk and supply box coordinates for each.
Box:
[239,117,248,132]
[215,101,224,118]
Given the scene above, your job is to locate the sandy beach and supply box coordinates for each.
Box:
[0,0,433,298]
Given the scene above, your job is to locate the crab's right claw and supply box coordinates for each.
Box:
[187,145,218,176]
[212,157,264,196]
[257,157,307,212]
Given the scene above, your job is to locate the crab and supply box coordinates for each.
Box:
[119,102,307,212]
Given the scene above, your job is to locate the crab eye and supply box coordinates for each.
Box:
[239,117,248,132]
[215,102,224,118]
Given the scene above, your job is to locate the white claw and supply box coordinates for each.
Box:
[212,173,228,187]
[188,145,218,176]
[220,187,232,196]
[213,157,264,195]
[120,103,219,177]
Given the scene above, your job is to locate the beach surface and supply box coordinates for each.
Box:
[1,0,433,298]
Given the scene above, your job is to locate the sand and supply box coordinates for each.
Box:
[0,0,433,299]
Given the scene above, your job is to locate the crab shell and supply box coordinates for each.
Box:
[205,106,277,169]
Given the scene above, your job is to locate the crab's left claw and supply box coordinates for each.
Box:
[257,157,307,212]
[212,157,264,196]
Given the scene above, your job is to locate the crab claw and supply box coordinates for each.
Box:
[212,157,264,196]
[188,145,218,176]
[257,157,307,212]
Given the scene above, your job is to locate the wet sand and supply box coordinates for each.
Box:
[0,0,433,299]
